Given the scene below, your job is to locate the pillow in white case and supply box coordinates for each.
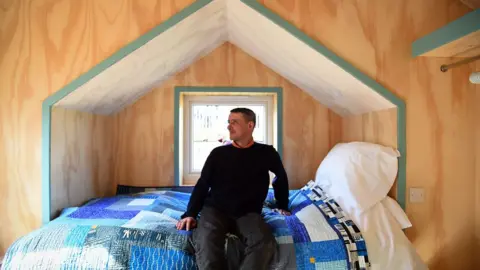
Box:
[381,196,412,229]
[315,142,400,214]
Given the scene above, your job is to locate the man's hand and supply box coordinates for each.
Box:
[176,217,197,231]
[274,209,291,216]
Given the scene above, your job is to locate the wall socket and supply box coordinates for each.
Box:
[409,187,425,203]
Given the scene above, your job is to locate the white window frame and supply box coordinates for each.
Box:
[182,94,275,185]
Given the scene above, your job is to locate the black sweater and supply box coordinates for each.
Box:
[181,142,290,219]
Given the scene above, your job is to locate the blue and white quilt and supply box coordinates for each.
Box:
[2,181,370,270]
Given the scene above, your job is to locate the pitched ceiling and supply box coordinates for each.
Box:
[53,0,397,116]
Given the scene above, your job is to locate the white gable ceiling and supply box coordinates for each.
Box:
[54,0,395,116]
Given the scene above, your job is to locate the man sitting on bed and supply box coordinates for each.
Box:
[176,107,291,270]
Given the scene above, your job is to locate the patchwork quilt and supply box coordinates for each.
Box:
[2,181,370,270]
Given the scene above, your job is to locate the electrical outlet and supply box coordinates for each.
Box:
[409,187,424,203]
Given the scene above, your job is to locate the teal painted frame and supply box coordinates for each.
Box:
[174,86,283,186]
[412,9,480,57]
[40,0,214,224]
[41,0,407,225]
[241,0,407,210]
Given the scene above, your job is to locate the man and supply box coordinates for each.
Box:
[176,107,290,270]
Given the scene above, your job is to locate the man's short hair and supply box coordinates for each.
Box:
[230,107,256,127]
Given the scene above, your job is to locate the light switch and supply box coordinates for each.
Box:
[409,187,424,203]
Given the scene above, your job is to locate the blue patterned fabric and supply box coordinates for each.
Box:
[264,181,370,269]
[2,182,370,269]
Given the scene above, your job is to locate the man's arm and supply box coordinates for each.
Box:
[268,146,289,211]
[181,149,216,219]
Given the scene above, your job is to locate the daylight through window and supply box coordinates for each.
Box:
[182,94,275,185]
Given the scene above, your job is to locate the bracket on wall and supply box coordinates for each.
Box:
[440,54,480,72]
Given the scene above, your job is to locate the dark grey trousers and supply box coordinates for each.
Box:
[192,206,276,270]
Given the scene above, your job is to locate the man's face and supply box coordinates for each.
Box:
[228,112,254,141]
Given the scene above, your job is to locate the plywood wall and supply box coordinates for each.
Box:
[341,108,397,149]
[259,1,477,269]
[111,84,175,187]
[50,107,114,219]
[112,42,343,189]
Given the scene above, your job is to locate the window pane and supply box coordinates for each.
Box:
[191,104,267,172]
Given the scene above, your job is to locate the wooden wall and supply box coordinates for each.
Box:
[50,107,114,219]
[257,1,478,269]
[112,42,343,189]
[0,1,478,268]
[341,108,397,149]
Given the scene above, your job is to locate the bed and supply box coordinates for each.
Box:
[1,181,370,270]
[1,142,428,270]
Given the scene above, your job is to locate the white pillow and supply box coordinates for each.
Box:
[381,196,412,229]
[348,200,428,270]
[314,142,400,214]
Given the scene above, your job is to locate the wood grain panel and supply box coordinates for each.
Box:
[112,82,175,187]
[341,108,397,148]
[0,0,195,256]
[50,107,114,219]
[112,42,342,189]
[312,105,343,181]
[258,0,476,268]
[408,59,476,270]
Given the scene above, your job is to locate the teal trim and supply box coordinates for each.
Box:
[242,0,407,210]
[40,0,213,224]
[174,86,283,186]
[396,102,407,210]
[174,89,181,187]
[41,103,52,225]
[412,9,480,57]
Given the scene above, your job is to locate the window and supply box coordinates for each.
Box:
[181,94,276,185]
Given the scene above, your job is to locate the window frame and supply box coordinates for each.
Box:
[182,95,274,185]
[174,87,283,186]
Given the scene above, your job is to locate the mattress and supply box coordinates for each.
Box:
[2,181,370,269]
